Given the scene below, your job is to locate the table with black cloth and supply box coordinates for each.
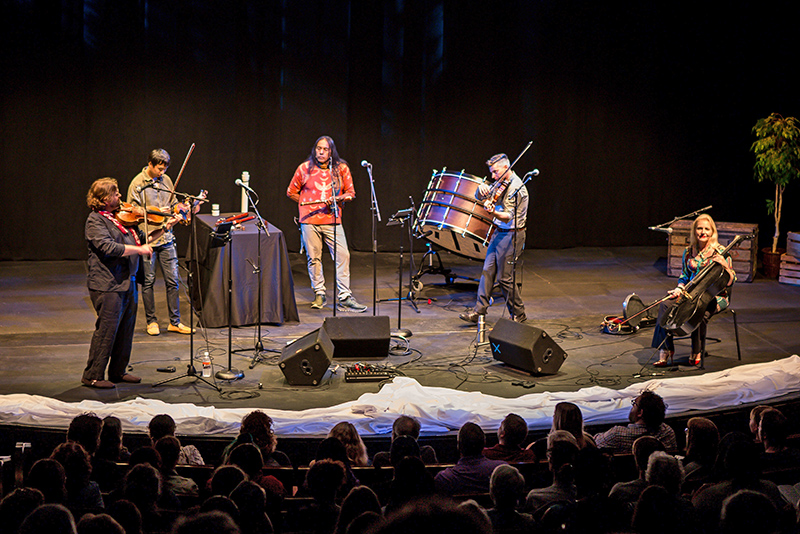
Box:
[188,214,299,327]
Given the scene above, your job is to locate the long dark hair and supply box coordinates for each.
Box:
[307,136,347,191]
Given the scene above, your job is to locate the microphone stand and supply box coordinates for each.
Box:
[217,221,244,382]
[365,163,382,314]
[330,172,340,317]
[509,172,533,317]
[649,205,713,234]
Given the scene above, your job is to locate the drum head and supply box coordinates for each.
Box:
[622,293,645,327]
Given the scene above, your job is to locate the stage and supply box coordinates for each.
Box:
[1,246,799,443]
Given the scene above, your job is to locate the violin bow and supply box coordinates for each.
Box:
[167,143,196,206]
[490,140,533,186]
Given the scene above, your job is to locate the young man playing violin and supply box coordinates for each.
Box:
[127,148,194,335]
[460,153,529,324]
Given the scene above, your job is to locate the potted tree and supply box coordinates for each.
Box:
[751,113,800,278]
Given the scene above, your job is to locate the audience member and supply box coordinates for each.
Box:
[149,414,205,466]
[434,422,506,496]
[334,486,382,534]
[208,465,248,498]
[552,402,597,449]
[388,435,421,467]
[372,415,438,468]
[122,463,171,534]
[485,464,536,534]
[154,436,200,499]
[749,405,772,443]
[457,499,493,534]
[369,496,491,534]
[17,503,77,534]
[306,437,360,500]
[106,499,143,534]
[572,445,618,533]
[291,459,346,534]
[26,458,68,504]
[229,480,274,534]
[682,417,719,491]
[646,451,685,497]
[329,422,370,467]
[594,391,677,453]
[222,411,290,467]
[76,513,125,534]
[482,413,537,463]
[344,511,384,534]
[0,487,45,534]
[524,431,578,517]
[50,441,104,513]
[226,443,286,501]
[758,408,800,472]
[129,446,163,470]
[171,510,241,534]
[631,485,682,534]
[200,495,241,529]
[720,489,779,534]
[67,413,103,458]
[383,456,436,515]
[608,436,665,512]
[93,416,128,492]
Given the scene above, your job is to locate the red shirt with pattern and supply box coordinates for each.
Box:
[287,161,355,225]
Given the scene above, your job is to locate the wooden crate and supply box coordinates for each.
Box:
[667,220,758,282]
[788,231,800,258]
[779,253,800,286]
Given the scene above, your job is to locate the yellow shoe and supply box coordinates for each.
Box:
[168,323,195,334]
[146,323,160,336]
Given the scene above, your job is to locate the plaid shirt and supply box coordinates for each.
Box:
[594,422,677,454]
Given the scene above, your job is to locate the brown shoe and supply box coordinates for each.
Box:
[168,323,194,334]
[82,378,115,389]
[147,323,160,336]
[111,374,142,384]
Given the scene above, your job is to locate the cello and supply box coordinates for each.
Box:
[661,234,748,336]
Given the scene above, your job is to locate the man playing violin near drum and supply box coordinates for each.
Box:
[127,148,194,336]
[460,153,529,324]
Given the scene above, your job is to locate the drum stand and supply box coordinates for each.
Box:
[413,242,478,286]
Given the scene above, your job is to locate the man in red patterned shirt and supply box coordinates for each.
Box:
[287,136,367,312]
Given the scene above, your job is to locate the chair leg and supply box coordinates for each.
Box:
[731,308,741,361]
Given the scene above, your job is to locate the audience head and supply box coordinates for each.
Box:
[489,464,526,510]
[316,436,352,468]
[67,413,103,456]
[546,431,579,482]
[748,405,772,439]
[685,417,719,465]
[458,422,486,457]
[97,416,125,462]
[306,459,346,502]
[155,435,182,472]
[50,441,93,491]
[720,489,779,534]
[392,415,422,441]
[346,511,384,534]
[106,499,143,534]
[758,408,789,449]
[630,390,667,431]
[209,465,247,497]
[499,413,528,449]
[123,463,162,511]
[370,496,491,534]
[148,414,177,443]
[0,487,45,534]
[128,445,162,470]
[631,485,679,534]
[26,458,67,503]
[226,442,264,480]
[229,480,272,532]
[551,403,587,448]
[238,410,278,456]
[329,421,369,467]
[457,500,492,534]
[201,495,241,527]
[390,435,421,468]
[335,486,382,534]
[76,513,125,534]
[645,451,684,496]
[388,456,435,507]
[171,510,241,534]
[632,436,665,475]
[723,437,762,482]
[710,431,751,481]
[18,503,76,534]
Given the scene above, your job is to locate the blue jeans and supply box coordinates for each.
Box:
[475,229,526,317]
[141,241,181,326]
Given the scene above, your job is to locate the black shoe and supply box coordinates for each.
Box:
[459,310,482,324]
[512,313,527,323]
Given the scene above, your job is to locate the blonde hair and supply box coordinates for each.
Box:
[551,402,588,448]
[328,422,369,467]
[689,214,720,253]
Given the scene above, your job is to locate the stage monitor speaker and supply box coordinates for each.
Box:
[488,318,567,375]
[323,316,391,359]
[279,327,334,386]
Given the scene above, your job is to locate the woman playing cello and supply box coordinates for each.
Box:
[652,214,736,367]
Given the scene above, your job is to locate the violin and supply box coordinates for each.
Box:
[172,190,208,226]
[116,202,170,227]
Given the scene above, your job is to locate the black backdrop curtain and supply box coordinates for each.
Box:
[1,0,797,260]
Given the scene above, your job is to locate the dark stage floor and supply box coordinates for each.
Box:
[1,246,799,418]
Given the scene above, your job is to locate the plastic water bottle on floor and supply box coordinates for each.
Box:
[202,353,212,377]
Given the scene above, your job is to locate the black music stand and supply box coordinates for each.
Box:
[212,222,244,381]
[379,207,418,338]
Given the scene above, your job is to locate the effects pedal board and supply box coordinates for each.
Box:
[344,363,394,382]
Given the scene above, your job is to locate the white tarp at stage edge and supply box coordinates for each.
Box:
[1,356,798,438]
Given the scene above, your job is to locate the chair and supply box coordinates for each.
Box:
[699,286,741,368]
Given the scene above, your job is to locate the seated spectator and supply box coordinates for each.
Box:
[434,422,507,496]
[682,417,719,491]
[122,463,172,534]
[68,413,103,459]
[524,431,578,516]
[76,513,125,534]
[229,480,274,534]
[154,436,200,499]
[485,464,536,534]
[18,503,77,534]
[482,413,537,463]
[50,441,104,513]
[226,443,286,501]
[200,495,241,528]
[0,487,45,534]
[26,458,68,504]
[369,496,491,534]
[208,465,247,498]
[290,459,346,534]
[222,411,290,467]
[631,485,682,534]
[594,391,677,453]
[125,446,180,510]
[93,416,129,492]
[758,408,800,472]
[720,489,779,534]
[748,405,772,443]
[646,451,685,497]
[552,402,596,449]
[304,437,360,500]
[171,510,241,534]
[608,436,664,512]
[106,499,143,534]
[372,415,438,468]
[345,511,384,534]
[329,422,369,467]
[148,414,205,466]
[334,486,382,534]
[383,456,436,515]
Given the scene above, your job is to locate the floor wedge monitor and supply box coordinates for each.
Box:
[279,327,334,385]
[323,316,391,359]
[488,318,567,375]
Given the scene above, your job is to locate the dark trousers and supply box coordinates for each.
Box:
[84,286,137,382]
[476,229,526,317]
[651,298,715,354]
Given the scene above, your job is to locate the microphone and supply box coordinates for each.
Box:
[524,169,540,179]
[235,178,256,194]
[361,160,371,168]
[135,179,155,193]
[649,226,673,234]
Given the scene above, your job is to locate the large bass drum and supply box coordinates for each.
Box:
[416,169,496,260]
